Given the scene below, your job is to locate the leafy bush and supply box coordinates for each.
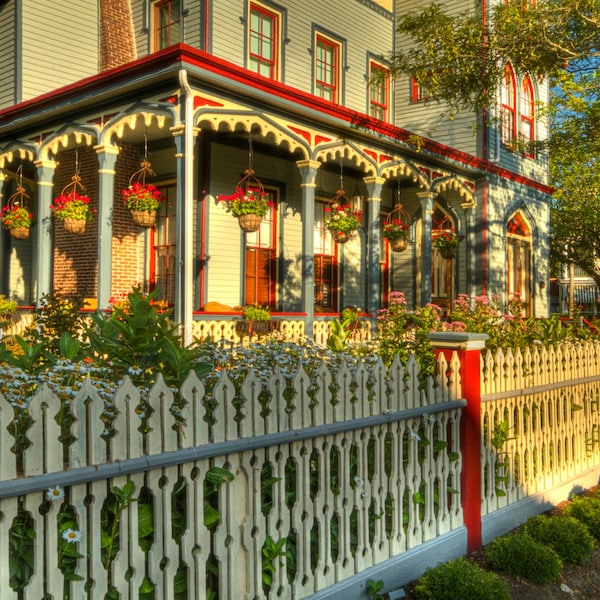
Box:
[485,532,562,584]
[562,495,600,538]
[414,557,510,600]
[524,514,595,564]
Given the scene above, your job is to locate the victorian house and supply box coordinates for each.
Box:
[0,0,552,342]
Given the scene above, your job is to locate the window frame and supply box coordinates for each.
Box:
[314,32,342,104]
[243,188,278,308]
[519,74,535,157]
[152,0,182,51]
[248,2,281,80]
[314,199,340,312]
[501,64,517,146]
[369,60,390,121]
[149,180,177,305]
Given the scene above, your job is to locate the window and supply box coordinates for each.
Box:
[507,212,532,316]
[153,0,182,50]
[249,3,280,79]
[501,64,517,144]
[315,34,341,103]
[519,75,535,156]
[411,76,433,103]
[150,183,177,305]
[314,201,339,311]
[244,190,277,307]
[369,61,390,121]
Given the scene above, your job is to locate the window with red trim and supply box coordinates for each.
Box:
[244,190,277,307]
[315,35,340,103]
[150,182,177,305]
[314,201,339,311]
[411,76,433,103]
[153,0,181,50]
[506,212,532,316]
[369,62,390,121]
[501,64,517,144]
[519,75,535,156]
[249,3,279,79]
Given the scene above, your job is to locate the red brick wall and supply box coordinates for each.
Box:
[52,144,145,302]
[113,143,145,298]
[52,148,99,298]
[99,0,136,71]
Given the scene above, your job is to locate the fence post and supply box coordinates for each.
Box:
[430,332,488,553]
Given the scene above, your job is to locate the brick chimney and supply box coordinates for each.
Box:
[99,0,136,71]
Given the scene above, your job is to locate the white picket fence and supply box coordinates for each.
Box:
[480,342,600,515]
[0,352,464,599]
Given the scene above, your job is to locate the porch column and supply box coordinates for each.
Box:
[95,145,119,312]
[296,159,320,339]
[463,202,477,299]
[417,191,435,306]
[363,176,384,315]
[34,160,57,305]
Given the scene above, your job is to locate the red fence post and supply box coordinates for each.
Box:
[430,332,488,553]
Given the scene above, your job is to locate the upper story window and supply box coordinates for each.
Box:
[315,33,341,103]
[249,2,280,79]
[411,73,436,103]
[369,61,390,121]
[153,0,182,50]
[519,75,535,156]
[501,64,517,144]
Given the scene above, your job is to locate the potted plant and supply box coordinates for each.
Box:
[0,204,33,240]
[218,173,270,233]
[325,202,362,243]
[50,191,95,234]
[121,182,164,227]
[236,304,272,335]
[433,229,460,259]
[383,219,410,252]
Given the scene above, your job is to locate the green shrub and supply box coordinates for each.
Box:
[524,514,595,564]
[563,496,600,538]
[485,532,562,584]
[414,557,510,600]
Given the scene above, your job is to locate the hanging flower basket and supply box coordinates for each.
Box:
[1,174,33,240]
[325,190,362,243]
[238,213,263,232]
[50,174,95,234]
[218,169,270,231]
[63,218,87,235]
[131,210,158,227]
[10,226,30,240]
[390,237,408,252]
[433,229,460,259]
[121,161,164,228]
[383,204,411,253]
[331,230,351,244]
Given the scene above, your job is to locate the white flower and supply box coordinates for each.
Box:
[409,431,421,442]
[46,485,65,502]
[62,529,82,544]
[353,476,364,487]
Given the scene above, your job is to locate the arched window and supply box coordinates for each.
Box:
[501,64,517,145]
[506,211,532,316]
[520,75,535,156]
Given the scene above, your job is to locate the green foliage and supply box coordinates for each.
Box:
[414,557,510,600]
[9,509,35,591]
[366,578,386,600]
[262,535,290,592]
[524,514,596,565]
[86,288,211,386]
[242,305,271,321]
[485,532,563,584]
[562,495,600,538]
[326,306,360,352]
[0,294,17,328]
